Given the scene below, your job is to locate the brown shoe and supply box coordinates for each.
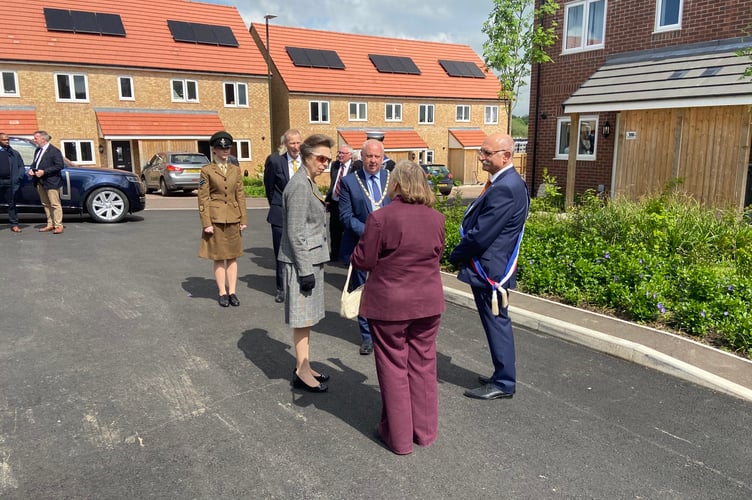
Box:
[39,226,54,232]
[53,227,64,234]
[11,226,21,233]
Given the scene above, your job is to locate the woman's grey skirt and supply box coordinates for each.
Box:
[284,263,325,328]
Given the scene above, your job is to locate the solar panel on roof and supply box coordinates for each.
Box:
[44,8,75,32]
[44,8,126,37]
[368,54,420,75]
[286,47,345,69]
[97,13,126,36]
[213,26,238,47]
[439,60,485,78]
[72,11,99,34]
[167,20,238,47]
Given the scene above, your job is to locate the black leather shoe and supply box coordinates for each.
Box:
[359,341,373,355]
[464,383,514,400]
[274,289,285,303]
[218,294,230,307]
[228,293,240,306]
[478,375,492,385]
[292,373,328,393]
[293,368,329,382]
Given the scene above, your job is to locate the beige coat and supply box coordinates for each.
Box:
[197,161,247,228]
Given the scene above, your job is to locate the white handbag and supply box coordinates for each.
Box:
[340,264,364,320]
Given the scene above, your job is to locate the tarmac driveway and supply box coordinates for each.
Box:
[1,209,751,499]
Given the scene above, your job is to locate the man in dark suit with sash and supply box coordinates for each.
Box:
[449,133,529,400]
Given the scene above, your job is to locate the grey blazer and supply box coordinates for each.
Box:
[278,168,330,276]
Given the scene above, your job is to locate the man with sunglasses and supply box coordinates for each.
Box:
[449,133,529,400]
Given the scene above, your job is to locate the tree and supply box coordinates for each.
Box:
[482,0,559,134]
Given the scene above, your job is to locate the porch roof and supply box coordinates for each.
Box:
[95,109,224,139]
[0,109,39,135]
[563,38,752,114]
[338,129,427,151]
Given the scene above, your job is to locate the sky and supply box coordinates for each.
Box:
[204,0,531,116]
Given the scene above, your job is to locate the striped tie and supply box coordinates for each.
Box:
[481,179,492,194]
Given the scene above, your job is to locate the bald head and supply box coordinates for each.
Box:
[479,133,514,175]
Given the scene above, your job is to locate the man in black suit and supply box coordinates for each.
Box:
[325,145,355,261]
[263,129,302,303]
[0,132,26,233]
[30,130,65,234]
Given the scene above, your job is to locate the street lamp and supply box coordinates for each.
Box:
[264,14,277,155]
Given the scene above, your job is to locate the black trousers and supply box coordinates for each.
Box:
[329,201,343,261]
[0,179,19,225]
[271,223,284,291]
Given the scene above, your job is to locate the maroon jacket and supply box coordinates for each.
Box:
[351,197,446,321]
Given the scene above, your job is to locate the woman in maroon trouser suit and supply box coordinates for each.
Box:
[351,160,446,455]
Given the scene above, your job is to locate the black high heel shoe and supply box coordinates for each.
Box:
[292,372,328,393]
[292,368,330,383]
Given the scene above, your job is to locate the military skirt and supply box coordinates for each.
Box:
[198,222,243,261]
[284,263,325,328]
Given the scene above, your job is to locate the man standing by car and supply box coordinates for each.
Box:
[29,130,65,234]
[263,129,302,303]
[0,132,26,233]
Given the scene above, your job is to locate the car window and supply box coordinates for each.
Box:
[10,137,36,166]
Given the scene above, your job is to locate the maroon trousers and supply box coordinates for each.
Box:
[370,314,441,455]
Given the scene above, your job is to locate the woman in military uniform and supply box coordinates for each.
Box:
[198,131,248,307]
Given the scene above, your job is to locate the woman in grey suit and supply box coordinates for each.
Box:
[278,134,334,393]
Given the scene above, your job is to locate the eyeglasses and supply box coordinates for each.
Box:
[315,155,332,165]
[477,148,509,158]
[337,151,351,156]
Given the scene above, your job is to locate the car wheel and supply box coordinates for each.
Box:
[142,177,154,194]
[86,187,130,223]
[440,186,453,196]
[160,178,170,197]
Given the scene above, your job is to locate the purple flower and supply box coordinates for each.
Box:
[657,303,666,314]
[724,311,729,317]
[701,311,706,318]
[652,293,657,299]
[639,273,644,279]
[604,252,610,259]
[639,258,644,264]
[727,285,734,292]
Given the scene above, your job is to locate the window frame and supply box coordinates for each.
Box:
[555,115,599,160]
[61,140,96,165]
[348,102,367,121]
[654,0,683,32]
[118,76,134,101]
[484,105,499,125]
[223,81,248,107]
[234,140,251,161]
[419,104,435,124]
[55,73,89,102]
[309,100,330,123]
[456,104,471,122]
[385,103,403,122]
[1,71,19,97]
[171,79,199,103]
[562,0,607,54]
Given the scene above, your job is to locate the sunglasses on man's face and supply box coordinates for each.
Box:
[315,155,332,165]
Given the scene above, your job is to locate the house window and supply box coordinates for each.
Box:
[171,79,198,102]
[118,76,134,100]
[555,116,598,160]
[419,104,435,124]
[423,150,434,164]
[224,82,248,107]
[309,101,330,123]
[385,103,402,122]
[1,71,18,97]
[456,105,471,122]
[655,0,682,31]
[55,73,88,102]
[563,0,606,53]
[61,140,95,164]
[349,102,367,121]
[234,140,251,161]
[484,105,499,124]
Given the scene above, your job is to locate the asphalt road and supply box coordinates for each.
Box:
[1,209,751,499]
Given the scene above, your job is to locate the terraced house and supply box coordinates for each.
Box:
[249,23,505,185]
[528,0,752,209]
[0,0,268,175]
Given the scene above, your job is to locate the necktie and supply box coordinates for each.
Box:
[292,159,298,173]
[218,163,227,176]
[481,179,492,194]
[33,147,42,167]
[333,163,344,199]
[370,174,381,202]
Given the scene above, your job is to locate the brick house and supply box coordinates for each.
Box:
[528,0,752,208]
[0,0,268,176]
[249,23,505,185]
